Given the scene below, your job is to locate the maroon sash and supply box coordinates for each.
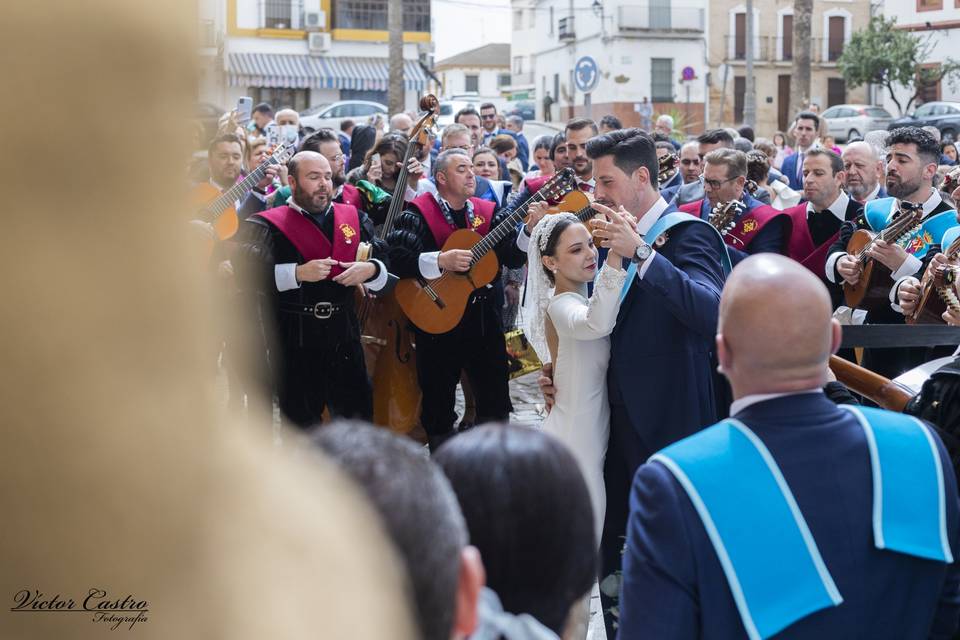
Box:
[785,203,837,278]
[257,203,361,278]
[681,199,792,252]
[339,183,364,212]
[410,193,495,248]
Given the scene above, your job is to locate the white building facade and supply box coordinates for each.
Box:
[509,0,710,133]
[878,0,960,115]
[199,0,433,113]
[433,44,512,98]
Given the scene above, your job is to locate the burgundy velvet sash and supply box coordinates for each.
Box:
[258,203,360,278]
[411,193,495,248]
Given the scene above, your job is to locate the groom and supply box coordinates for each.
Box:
[540,128,728,636]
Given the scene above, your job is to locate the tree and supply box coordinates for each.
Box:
[387,0,404,117]
[789,0,813,120]
[839,16,960,116]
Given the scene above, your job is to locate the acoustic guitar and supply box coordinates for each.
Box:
[843,208,924,311]
[190,142,295,259]
[828,355,914,411]
[707,201,745,242]
[395,170,577,334]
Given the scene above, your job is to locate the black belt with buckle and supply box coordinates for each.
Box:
[280,301,344,319]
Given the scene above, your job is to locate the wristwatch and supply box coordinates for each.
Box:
[632,240,653,264]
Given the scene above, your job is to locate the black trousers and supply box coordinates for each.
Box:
[415,294,512,438]
[599,401,654,640]
[277,337,372,429]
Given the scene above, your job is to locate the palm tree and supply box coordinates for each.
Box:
[388,0,404,117]
[790,0,813,120]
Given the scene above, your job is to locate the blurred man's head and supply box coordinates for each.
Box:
[679,141,702,183]
[885,127,940,201]
[697,128,735,161]
[287,151,333,214]
[717,254,841,399]
[300,129,346,187]
[207,133,243,188]
[801,149,845,210]
[505,115,524,133]
[441,123,473,155]
[313,422,483,640]
[655,114,674,137]
[564,118,599,179]
[252,102,274,130]
[703,149,747,205]
[599,114,622,134]
[455,108,483,148]
[435,149,476,206]
[479,103,498,133]
[390,113,413,136]
[551,133,570,171]
[842,141,883,201]
[275,108,300,127]
[793,111,820,150]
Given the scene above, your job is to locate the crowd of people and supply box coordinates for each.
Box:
[191,97,960,639]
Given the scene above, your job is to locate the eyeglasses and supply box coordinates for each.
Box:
[703,176,738,190]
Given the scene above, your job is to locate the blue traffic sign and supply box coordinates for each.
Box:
[575,56,599,93]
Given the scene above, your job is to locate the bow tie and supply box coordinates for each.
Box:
[899,201,924,214]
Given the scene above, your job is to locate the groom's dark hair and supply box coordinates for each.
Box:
[586,128,660,187]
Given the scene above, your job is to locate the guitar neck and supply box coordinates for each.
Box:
[470,190,548,259]
[380,141,418,239]
[207,163,270,220]
[859,212,921,262]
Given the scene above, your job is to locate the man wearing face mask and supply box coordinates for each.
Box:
[679,149,790,266]
[828,127,958,378]
[236,151,390,428]
[387,149,537,452]
[275,108,304,148]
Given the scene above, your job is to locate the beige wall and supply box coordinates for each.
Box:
[707,0,872,136]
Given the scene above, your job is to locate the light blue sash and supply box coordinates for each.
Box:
[619,212,732,303]
[941,226,960,254]
[864,197,958,259]
[652,409,953,639]
[652,420,842,640]
[841,406,954,563]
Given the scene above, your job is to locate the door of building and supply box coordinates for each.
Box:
[778,75,790,131]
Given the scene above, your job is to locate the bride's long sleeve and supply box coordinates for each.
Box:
[548,263,628,340]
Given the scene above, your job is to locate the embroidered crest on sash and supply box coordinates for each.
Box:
[471,215,485,229]
[906,231,933,255]
[742,219,758,234]
[340,223,356,244]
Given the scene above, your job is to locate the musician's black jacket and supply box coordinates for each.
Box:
[235,204,388,349]
[386,198,525,280]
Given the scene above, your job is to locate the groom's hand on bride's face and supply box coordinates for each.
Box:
[538,362,556,412]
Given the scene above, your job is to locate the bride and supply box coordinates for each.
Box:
[526,211,628,541]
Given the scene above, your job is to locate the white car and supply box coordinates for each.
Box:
[299,100,388,134]
[820,104,893,143]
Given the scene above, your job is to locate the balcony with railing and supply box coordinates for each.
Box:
[617,4,705,33]
[558,16,576,40]
[724,35,837,64]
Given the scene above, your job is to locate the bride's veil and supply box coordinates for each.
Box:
[523,213,580,363]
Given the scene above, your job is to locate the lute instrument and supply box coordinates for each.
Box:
[358,94,440,434]
[909,256,960,325]
[707,200,745,243]
[395,169,576,335]
[843,207,925,310]
[658,152,679,185]
[190,141,295,259]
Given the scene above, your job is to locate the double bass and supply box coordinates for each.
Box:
[359,95,440,434]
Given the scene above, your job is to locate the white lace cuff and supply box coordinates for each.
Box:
[595,262,628,292]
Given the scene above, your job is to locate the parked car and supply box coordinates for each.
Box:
[819,104,893,143]
[506,100,535,121]
[888,101,960,142]
[299,100,388,134]
[436,99,481,128]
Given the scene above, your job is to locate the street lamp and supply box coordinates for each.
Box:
[592,0,602,17]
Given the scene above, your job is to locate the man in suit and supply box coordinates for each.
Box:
[618,254,960,639]
[780,111,821,191]
[479,103,527,170]
[668,129,735,206]
[539,128,727,638]
[828,126,958,378]
[842,140,887,204]
[679,148,790,266]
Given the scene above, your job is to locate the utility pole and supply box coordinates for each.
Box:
[743,0,756,127]
[388,0,404,116]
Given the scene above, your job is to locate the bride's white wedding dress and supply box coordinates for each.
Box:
[542,263,627,541]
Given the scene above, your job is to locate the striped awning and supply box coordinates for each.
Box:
[227,53,427,92]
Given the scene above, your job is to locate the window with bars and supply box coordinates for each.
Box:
[651,58,674,102]
[332,0,430,32]
[499,74,511,88]
[263,0,302,29]
[465,75,479,93]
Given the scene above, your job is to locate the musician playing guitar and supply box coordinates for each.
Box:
[236,151,390,428]
[679,148,790,266]
[386,148,544,452]
[827,127,958,378]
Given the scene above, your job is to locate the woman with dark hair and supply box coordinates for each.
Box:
[523,212,629,543]
[942,141,958,166]
[346,133,412,196]
[526,135,556,179]
[434,423,597,640]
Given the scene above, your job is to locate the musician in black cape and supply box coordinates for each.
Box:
[387,149,543,451]
[235,151,390,428]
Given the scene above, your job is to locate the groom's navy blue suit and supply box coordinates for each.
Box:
[599,200,727,637]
